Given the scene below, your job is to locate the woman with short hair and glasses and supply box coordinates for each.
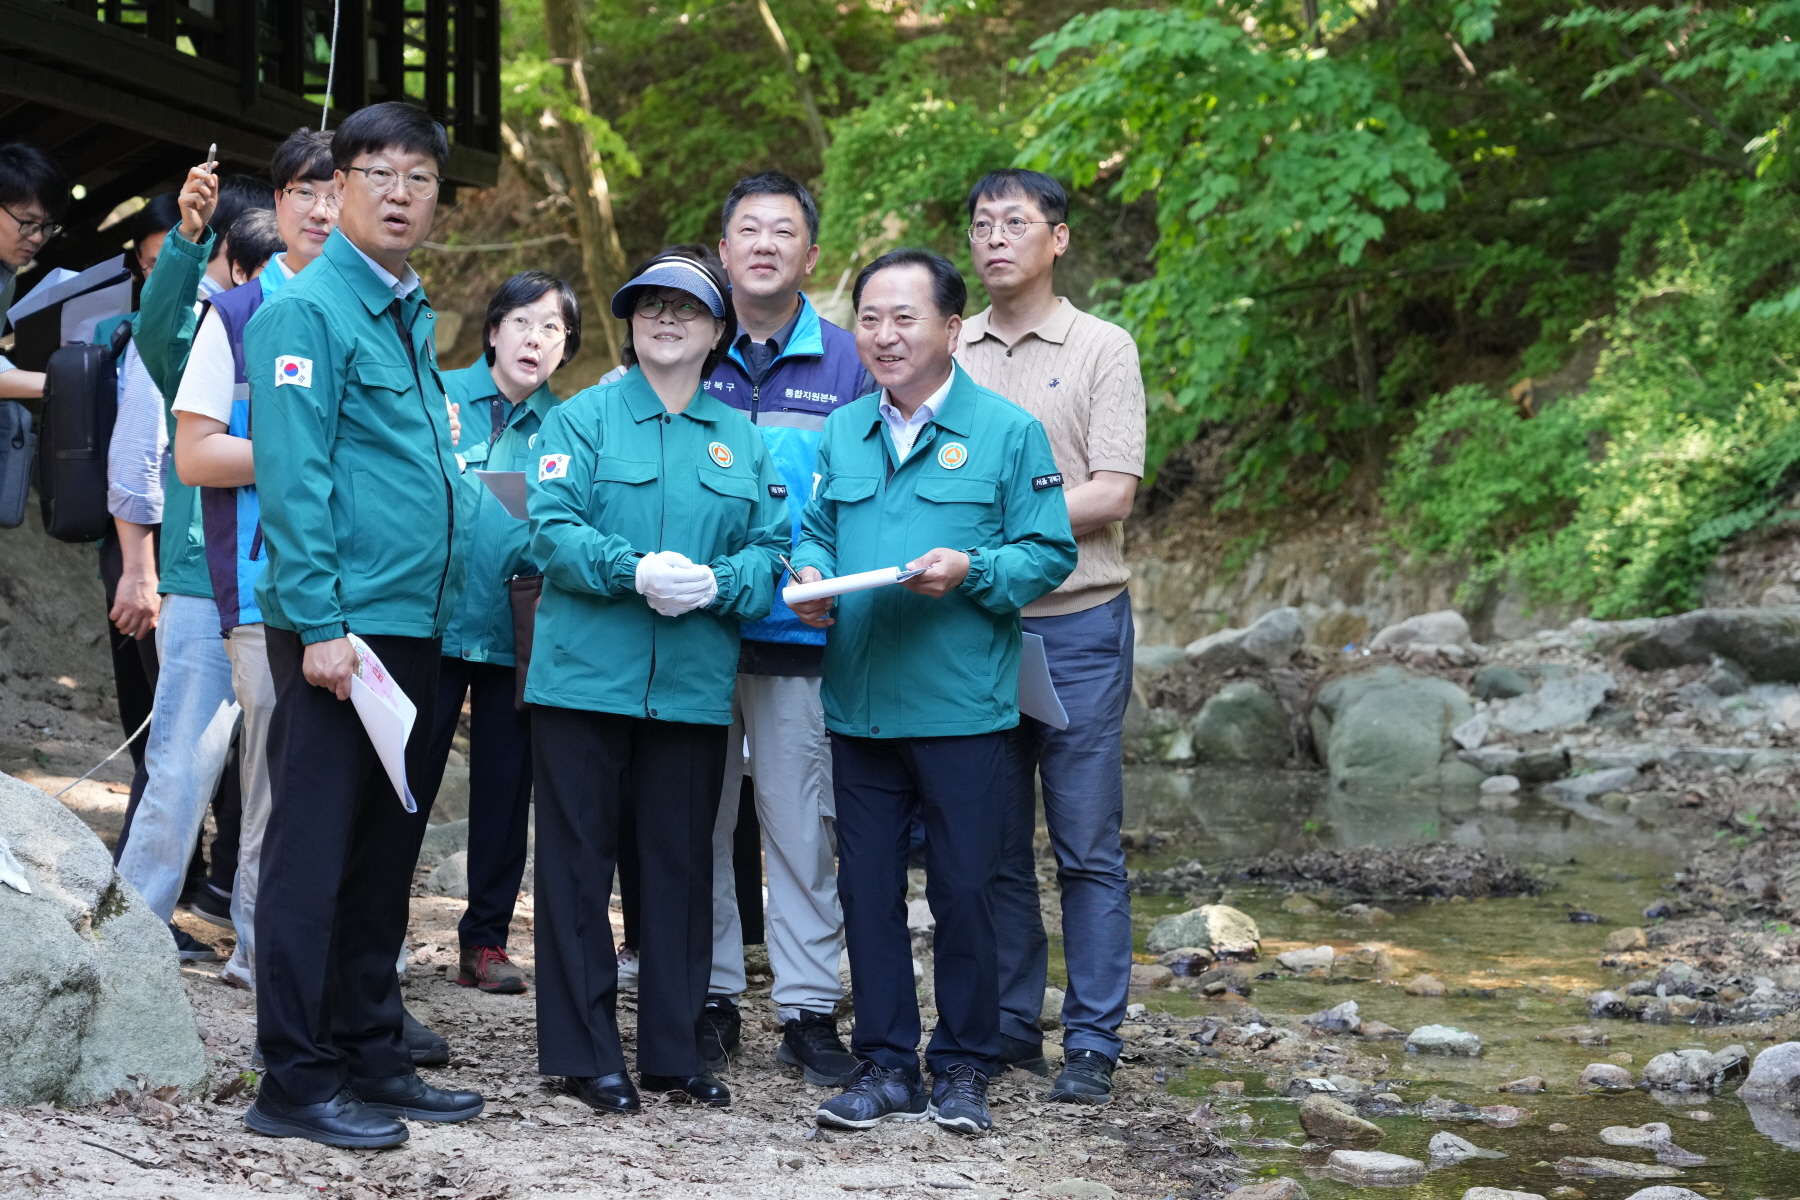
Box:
[415,270,583,997]
[526,245,786,1114]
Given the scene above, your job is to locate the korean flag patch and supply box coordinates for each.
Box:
[274,355,313,388]
[538,453,571,482]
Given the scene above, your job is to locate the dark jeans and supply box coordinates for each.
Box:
[416,657,534,949]
[832,730,1009,1079]
[995,591,1135,1060]
[255,629,441,1105]
[99,533,157,859]
[532,706,725,1079]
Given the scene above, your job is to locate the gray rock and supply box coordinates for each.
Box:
[1490,670,1614,733]
[1323,1150,1427,1184]
[1643,1045,1747,1090]
[431,764,472,823]
[1428,1131,1506,1162]
[1298,1093,1384,1141]
[428,850,470,899]
[1276,945,1336,973]
[1191,681,1290,766]
[1472,665,1531,701]
[1185,607,1306,671]
[1665,747,1749,771]
[1303,1000,1362,1034]
[1588,990,1629,1018]
[1739,1041,1800,1105]
[1619,1191,1708,1200]
[1229,1181,1309,1200]
[1573,744,1662,772]
[1039,986,1066,1031]
[0,770,209,1105]
[418,817,470,867]
[1451,712,1489,751]
[1581,1062,1635,1089]
[1601,1122,1673,1149]
[1406,1024,1482,1056]
[1703,657,1751,696]
[1480,774,1521,795]
[1371,610,1473,649]
[1133,643,1187,675]
[1312,666,1473,787]
[1145,904,1260,958]
[1611,607,1800,682]
[1548,767,1640,800]
[1551,1159,1684,1180]
[1463,1191,1546,1200]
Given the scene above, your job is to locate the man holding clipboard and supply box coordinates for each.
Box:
[788,249,1076,1135]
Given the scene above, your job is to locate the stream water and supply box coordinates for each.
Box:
[1100,767,1800,1198]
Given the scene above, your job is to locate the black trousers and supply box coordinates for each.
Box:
[416,657,534,949]
[255,628,440,1105]
[99,534,157,860]
[615,776,763,952]
[832,730,1010,1079]
[532,706,725,1079]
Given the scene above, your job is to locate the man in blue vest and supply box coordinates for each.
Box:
[695,173,869,1086]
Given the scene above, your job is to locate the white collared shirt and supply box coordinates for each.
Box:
[345,237,421,300]
[878,368,955,462]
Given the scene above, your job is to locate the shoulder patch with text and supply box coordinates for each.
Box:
[274,356,312,388]
[538,453,571,482]
[1032,472,1065,491]
[768,484,789,499]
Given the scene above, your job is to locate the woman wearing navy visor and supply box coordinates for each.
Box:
[525,245,787,1112]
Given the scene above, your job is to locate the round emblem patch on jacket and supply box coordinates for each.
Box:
[708,441,734,468]
[937,442,969,470]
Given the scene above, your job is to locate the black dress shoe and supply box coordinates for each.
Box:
[402,1006,450,1067]
[244,1089,408,1148]
[639,1072,731,1107]
[348,1072,484,1123]
[566,1073,641,1114]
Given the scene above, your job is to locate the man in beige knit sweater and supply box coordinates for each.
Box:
[954,169,1145,1104]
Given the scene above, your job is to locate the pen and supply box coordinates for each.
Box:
[778,553,795,581]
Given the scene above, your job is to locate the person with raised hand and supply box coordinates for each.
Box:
[526,246,786,1115]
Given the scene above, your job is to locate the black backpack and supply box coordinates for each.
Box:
[0,399,33,529]
[37,320,130,543]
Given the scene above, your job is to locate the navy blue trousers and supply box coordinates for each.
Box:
[832,730,1009,1080]
[417,657,534,949]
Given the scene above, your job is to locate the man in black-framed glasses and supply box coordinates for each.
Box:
[0,141,69,401]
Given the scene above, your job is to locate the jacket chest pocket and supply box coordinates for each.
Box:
[695,466,756,547]
[823,475,879,505]
[915,475,999,541]
[353,360,416,396]
[591,456,657,529]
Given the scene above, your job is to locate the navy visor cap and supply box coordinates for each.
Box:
[610,258,728,320]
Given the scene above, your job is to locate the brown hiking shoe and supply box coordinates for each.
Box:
[458,945,527,994]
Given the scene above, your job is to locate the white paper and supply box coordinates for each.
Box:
[476,469,529,519]
[1018,632,1069,730]
[346,634,419,812]
[6,255,129,326]
[59,278,132,346]
[782,565,922,606]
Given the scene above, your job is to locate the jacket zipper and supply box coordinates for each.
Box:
[643,412,668,718]
[391,301,455,627]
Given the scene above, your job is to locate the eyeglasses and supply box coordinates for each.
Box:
[281,185,341,212]
[344,165,443,200]
[501,314,567,341]
[0,203,62,242]
[966,217,1055,242]
[634,294,710,322]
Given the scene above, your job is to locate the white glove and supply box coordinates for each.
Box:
[635,551,717,617]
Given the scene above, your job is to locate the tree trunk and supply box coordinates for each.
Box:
[542,0,628,366]
[754,0,828,162]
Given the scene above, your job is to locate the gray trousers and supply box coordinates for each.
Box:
[222,622,277,989]
[708,673,845,1019]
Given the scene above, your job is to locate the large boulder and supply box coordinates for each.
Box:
[1311,666,1474,788]
[1587,607,1800,682]
[1642,1045,1747,1090]
[1191,681,1289,765]
[1184,607,1305,672]
[0,771,209,1105]
[1145,904,1260,957]
[1489,670,1614,734]
[1739,1041,1800,1106]
[1370,610,1473,649]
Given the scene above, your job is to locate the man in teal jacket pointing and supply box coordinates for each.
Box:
[790,249,1076,1136]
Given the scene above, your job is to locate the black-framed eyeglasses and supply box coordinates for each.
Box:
[344,165,443,200]
[281,184,341,212]
[0,202,62,242]
[966,217,1055,242]
[634,294,710,322]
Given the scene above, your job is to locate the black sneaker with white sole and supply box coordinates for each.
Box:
[816,1061,930,1130]
[169,924,219,962]
[778,1011,858,1086]
[998,1033,1049,1076]
[928,1064,992,1134]
[184,884,235,929]
[697,995,741,1071]
[1047,1047,1115,1104]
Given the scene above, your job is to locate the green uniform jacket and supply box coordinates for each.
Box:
[523,368,786,725]
[244,230,466,644]
[441,363,558,667]
[135,224,214,599]
[791,363,1077,739]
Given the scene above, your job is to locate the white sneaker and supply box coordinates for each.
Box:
[219,954,254,992]
[616,945,639,991]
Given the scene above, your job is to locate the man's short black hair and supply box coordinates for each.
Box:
[851,248,967,319]
[331,102,450,173]
[619,245,737,377]
[270,129,335,190]
[0,142,69,220]
[124,192,183,274]
[210,173,276,262]
[721,171,819,246]
[966,168,1069,226]
[226,208,285,280]
[484,270,583,367]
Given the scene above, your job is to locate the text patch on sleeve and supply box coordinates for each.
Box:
[768,484,789,499]
[1032,473,1065,491]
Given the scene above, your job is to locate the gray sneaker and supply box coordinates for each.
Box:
[817,1061,930,1130]
[928,1064,991,1134]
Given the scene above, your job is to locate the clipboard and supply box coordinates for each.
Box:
[476,470,529,519]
